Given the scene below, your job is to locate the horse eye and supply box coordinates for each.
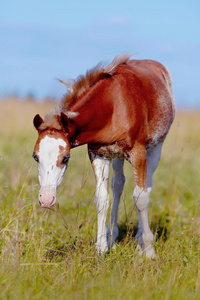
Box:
[32,153,39,162]
[62,155,69,164]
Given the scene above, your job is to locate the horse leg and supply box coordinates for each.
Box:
[130,142,163,259]
[107,158,125,248]
[89,152,110,254]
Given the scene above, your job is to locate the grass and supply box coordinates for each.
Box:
[1,98,200,299]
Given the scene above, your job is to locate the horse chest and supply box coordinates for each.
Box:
[89,142,129,161]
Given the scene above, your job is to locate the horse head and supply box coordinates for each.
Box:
[33,113,70,208]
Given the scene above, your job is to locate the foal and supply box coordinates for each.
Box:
[33,54,175,258]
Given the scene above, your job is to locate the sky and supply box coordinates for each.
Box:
[1,0,200,107]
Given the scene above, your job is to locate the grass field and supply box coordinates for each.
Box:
[0,98,200,299]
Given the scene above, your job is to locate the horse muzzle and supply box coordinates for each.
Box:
[39,187,57,208]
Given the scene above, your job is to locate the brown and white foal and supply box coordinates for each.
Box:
[33,54,175,258]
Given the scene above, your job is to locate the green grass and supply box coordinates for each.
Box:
[1,99,200,299]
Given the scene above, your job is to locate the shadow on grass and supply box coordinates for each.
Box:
[117,211,171,244]
[45,238,95,261]
[45,212,171,261]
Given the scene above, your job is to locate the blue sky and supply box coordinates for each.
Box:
[1,0,200,107]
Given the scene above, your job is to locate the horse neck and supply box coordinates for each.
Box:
[68,79,113,146]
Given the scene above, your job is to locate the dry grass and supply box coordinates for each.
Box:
[0,98,200,299]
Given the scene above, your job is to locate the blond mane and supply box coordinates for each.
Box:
[38,107,79,131]
[38,110,63,131]
[40,54,133,130]
[60,53,133,111]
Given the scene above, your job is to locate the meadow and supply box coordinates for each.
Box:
[0,97,200,299]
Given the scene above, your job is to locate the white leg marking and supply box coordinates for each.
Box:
[133,185,155,258]
[107,158,125,248]
[92,156,110,254]
[134,142,163,259]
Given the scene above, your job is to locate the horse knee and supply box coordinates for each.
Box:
[133,185,151,212]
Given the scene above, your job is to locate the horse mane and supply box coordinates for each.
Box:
[60,53,133,111]
[38,109,63,131]
[39,54,133,131]
[39,109,79,132]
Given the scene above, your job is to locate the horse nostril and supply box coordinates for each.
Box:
[50,196,56,207]
[39,194,42,206]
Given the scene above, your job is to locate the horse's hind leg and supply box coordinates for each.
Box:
[107,158,125,249]
[131,142,163,259]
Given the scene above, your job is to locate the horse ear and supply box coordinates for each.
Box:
[61,112,69,132]
[33,114,44,131]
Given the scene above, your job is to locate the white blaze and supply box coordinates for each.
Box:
[38,135,67,190]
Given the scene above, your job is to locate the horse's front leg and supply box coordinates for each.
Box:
[107,158,125,249]
[88,149,110,254]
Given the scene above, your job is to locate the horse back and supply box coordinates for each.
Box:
[111,59,175,148]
